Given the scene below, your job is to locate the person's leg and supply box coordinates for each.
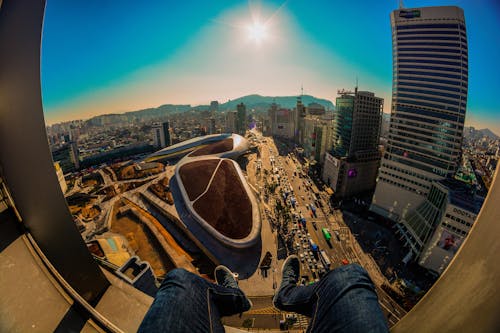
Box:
[306,264,388,332]
[138,268,251,333]
[273,255,317,317]
[274,259,388,332]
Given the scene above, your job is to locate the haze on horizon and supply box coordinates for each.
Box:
[41,0,500,135]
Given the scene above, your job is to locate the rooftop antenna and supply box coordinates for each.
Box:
[298,84,303,103]
[355,76,358,93]
[399,0,404,8]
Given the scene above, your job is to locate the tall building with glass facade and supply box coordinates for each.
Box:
[371,7,468,226]
[323,88,383,198]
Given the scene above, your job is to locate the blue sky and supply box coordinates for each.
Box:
[42,0,500,134]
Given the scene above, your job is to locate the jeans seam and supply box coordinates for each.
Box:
[308,291,320,331]
[207,288,213,333]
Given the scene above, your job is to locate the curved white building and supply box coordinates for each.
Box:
[144,133,249,162]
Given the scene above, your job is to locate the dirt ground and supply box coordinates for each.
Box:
[189,138,233,156]
[179,159,219,200]
[111,202,175,277]
[192,160,253,239]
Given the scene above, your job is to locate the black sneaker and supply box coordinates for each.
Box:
[214,265,253,311]
[214,265,239,289]
[280,255,300,286]
[273,255,300,309]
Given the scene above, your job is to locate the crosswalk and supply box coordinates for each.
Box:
[246,306,280,315]
[245,307,310,329]
[291,314,310,329]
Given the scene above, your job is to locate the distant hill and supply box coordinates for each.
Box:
[477,128,499,139]
[80,94,334,126]
[464,127,499,140]
[220,94,334,111]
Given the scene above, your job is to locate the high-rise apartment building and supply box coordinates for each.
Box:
[295,97,307,144]
[307,102,326,116]
[152,121,171,148]
[208,117,216,135]
[268,102,296,139]
[371,6,468,222]
[322,88,383,198]
[210,100,219,117]
[225,111,237,133]
[236,103,246,135]
[54,162,67,194]
[303,116,333,164]
[51,141,80,173]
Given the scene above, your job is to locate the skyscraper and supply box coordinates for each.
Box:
[322,88,383,198]
[268,102,296,139]
[225,111,237,133]
[152,121,171,148]
[371,6,468,222]
[295,96,307,144]
[236,102,246,135]
[210,100,219,117]
[51,141,80,173]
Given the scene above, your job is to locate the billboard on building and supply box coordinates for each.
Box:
[437,230,463,253]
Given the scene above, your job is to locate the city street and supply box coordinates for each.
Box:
[243,131,406,327]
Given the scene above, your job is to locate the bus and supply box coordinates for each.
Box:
[320,250,331,269]
[322,228,332,243]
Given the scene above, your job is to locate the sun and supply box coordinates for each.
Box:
[247,21,268,44]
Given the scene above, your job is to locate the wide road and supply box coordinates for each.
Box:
[265,136,407,326]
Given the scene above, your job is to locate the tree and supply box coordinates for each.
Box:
[242,318,253,328]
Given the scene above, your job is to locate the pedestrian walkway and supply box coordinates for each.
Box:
[292,314,310,330]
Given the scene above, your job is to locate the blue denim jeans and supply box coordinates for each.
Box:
[138,268,250,333]
[274,264,389,332]
[139,265,388,332]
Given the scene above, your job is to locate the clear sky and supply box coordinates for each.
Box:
[41,0,500,134]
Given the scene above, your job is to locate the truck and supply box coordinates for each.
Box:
[320,250,331,269]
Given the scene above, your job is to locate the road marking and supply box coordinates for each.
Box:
[245,307,281,315]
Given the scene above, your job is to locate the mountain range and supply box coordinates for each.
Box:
[464,127,499,140]
[82,94,335,126]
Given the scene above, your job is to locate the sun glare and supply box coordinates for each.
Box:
[247,22,267,44]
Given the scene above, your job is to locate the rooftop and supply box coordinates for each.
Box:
[179,159,253,239]
[189,138,234,157]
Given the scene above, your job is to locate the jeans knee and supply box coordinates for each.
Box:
[164,268,199,286]
[323,264,371,287]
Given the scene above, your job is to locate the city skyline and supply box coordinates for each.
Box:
[41,0,500,134]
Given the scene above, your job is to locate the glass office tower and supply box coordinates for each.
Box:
[371,6,468,223]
